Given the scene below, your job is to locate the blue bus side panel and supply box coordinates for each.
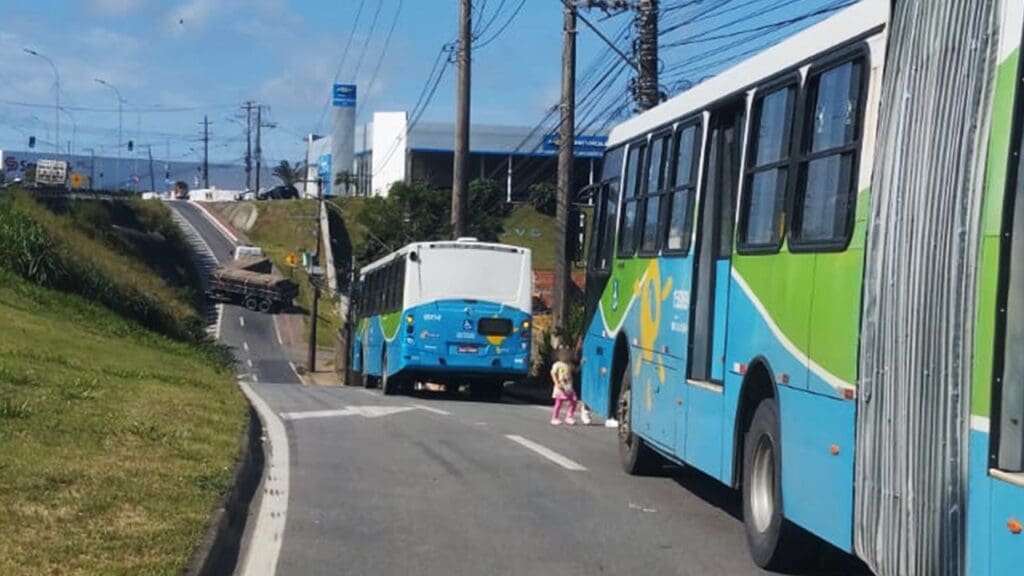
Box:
[710,260,732,382]
[968,429,993,576]
[582,332,613,416]
[684,383,724,480]
[778,386,855,552]
[967,428,1024,576]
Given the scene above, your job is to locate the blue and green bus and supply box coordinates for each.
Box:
[579,1,1024,574]
[351,238,533,398]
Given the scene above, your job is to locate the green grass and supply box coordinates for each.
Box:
[0,266,244,575]
[240,200,341,346]
[499,204,559,269]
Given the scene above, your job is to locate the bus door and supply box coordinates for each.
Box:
[683,100,744,472]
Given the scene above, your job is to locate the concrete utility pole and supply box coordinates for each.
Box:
[451,0,472,239]
[201,115,210,188]
[243,101,254,191]
[308,178,324,373]
[255,105,262,194]
[634,0,660,111]
[553,2,578,337]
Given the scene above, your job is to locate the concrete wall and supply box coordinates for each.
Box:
[370,112,407,198]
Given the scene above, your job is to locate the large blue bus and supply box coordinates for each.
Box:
[579,1,1024,574]
[351,238,533,398]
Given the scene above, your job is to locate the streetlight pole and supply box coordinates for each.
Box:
[24,48,59,158]
[95,78,123,190]
[59,107,77,156]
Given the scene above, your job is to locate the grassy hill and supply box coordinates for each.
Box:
[0,192,244,575]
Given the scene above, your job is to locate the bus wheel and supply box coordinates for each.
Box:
[258,299,272,313]
[244,296,258,311]
[742,398,800,570]
[617,365,659,475]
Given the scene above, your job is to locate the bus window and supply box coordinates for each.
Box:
[740,84,795,252]
[998,116,1024,472]
[665,122,701,253]
[618,143,646,257]
[792,58,864,249]
[595,147,623,270]
[640,133,671,254]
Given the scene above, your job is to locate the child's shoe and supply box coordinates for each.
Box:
[550,419,562,426]
[580,408,592,425]
[565,417,576,425]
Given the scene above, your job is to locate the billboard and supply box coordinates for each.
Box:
[331,83,357,196]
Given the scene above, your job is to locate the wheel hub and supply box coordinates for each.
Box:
[750,435,775,533]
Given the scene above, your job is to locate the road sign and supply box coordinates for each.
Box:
[69,173,85,189]
[541,133,607,158]
[35,159,67,186]
[285,252,301,267]
[332,84,357,108]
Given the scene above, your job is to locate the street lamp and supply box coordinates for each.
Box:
[95,78,123,190]
[59,107,77,156]
[23,48,60,157]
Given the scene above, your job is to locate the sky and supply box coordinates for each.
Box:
[0,0,847,169]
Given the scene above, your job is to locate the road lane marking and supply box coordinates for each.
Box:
[288,362,305,386]
[191,200,241,244]
[505,435,587,471]
[410,403,452,416]
[237,381,288,576]
[240,316,245,328]
[246,359,253,368]
[281,406,415,421]
[273,315,284,346]
[243,341,249,352]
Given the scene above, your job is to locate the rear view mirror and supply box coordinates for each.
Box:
[567,208,587,264]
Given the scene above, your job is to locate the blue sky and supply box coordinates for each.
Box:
[0,0,846,167]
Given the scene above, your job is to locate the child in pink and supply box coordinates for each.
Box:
[550,346,578,425]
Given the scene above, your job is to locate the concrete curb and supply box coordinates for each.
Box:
[182,405,265,576]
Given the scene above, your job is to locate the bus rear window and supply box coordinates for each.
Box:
[478,318,513,337]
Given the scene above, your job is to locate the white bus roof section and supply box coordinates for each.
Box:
[607,0,888,148]
[359,240,530,276]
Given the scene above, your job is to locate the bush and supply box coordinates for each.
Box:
[528,182,557,216]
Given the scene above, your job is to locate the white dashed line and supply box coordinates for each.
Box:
[246,358,253,368]
[273,315,284,346]
[243,341,249,352]
[410,403,452,416]
[505,435,587,471]
[239,316,245,328]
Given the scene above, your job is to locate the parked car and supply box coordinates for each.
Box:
[257,185,299,200]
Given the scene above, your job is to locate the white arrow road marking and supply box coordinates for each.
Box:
[505,435,587,471]
[280,405,416,421]
[409,403,452,416]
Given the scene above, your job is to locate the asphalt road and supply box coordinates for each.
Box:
[170,201,869,576]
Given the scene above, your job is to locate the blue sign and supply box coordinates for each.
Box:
[332,84,357,108]
[317,153,332,196]
[541,133,607,158]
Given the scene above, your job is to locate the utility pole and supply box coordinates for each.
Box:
[451,0,471,239]
[634,0,660,111]
[255,105,263,194]
[308,178,324,373]
[201,115,210,188]
[553,1,578,339]
[243,101,254,191]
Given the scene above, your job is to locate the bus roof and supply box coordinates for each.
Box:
[359,239,530,276]
[607,0,887,148]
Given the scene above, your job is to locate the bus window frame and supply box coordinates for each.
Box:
[788,45,870,254]
[617,139,648,259]
[737,74,800,255]
[991,37,1024,473]
[592,145,625,272]
[661,118,704,257]
[637,129,674,257]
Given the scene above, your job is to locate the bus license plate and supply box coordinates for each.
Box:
[457,345,479,354]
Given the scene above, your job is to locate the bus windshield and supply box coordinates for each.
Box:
[411,245,530,308]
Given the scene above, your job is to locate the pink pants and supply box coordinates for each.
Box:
[552,390,578,421]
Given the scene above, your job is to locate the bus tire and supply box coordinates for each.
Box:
[617,365,659,475]
[381,353,397,395]
[244,296,258,311]
[742,398,800,570]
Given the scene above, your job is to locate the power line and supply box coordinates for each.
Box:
[352,0,386,80]
[473,0,527,49]
[358,0,406,122]
[315,0,369,134]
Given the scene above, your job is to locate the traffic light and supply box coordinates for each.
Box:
[28,136,35,148]
[127,140,134,152]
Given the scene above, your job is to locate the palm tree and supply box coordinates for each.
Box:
[273,160,299,186]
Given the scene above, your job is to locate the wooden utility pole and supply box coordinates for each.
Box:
[451,0,472,238]
[201,115,210,188]
[553,2,578,338]
[308,178,324,373]
[634,0,660,111]
[243,101,254,191]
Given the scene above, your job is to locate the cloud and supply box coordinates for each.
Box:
[88,0,147,15]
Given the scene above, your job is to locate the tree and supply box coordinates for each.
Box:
[528,181,557,216]
[467,179,509,241]
[272,160,300,186]
[334,170,355,194]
